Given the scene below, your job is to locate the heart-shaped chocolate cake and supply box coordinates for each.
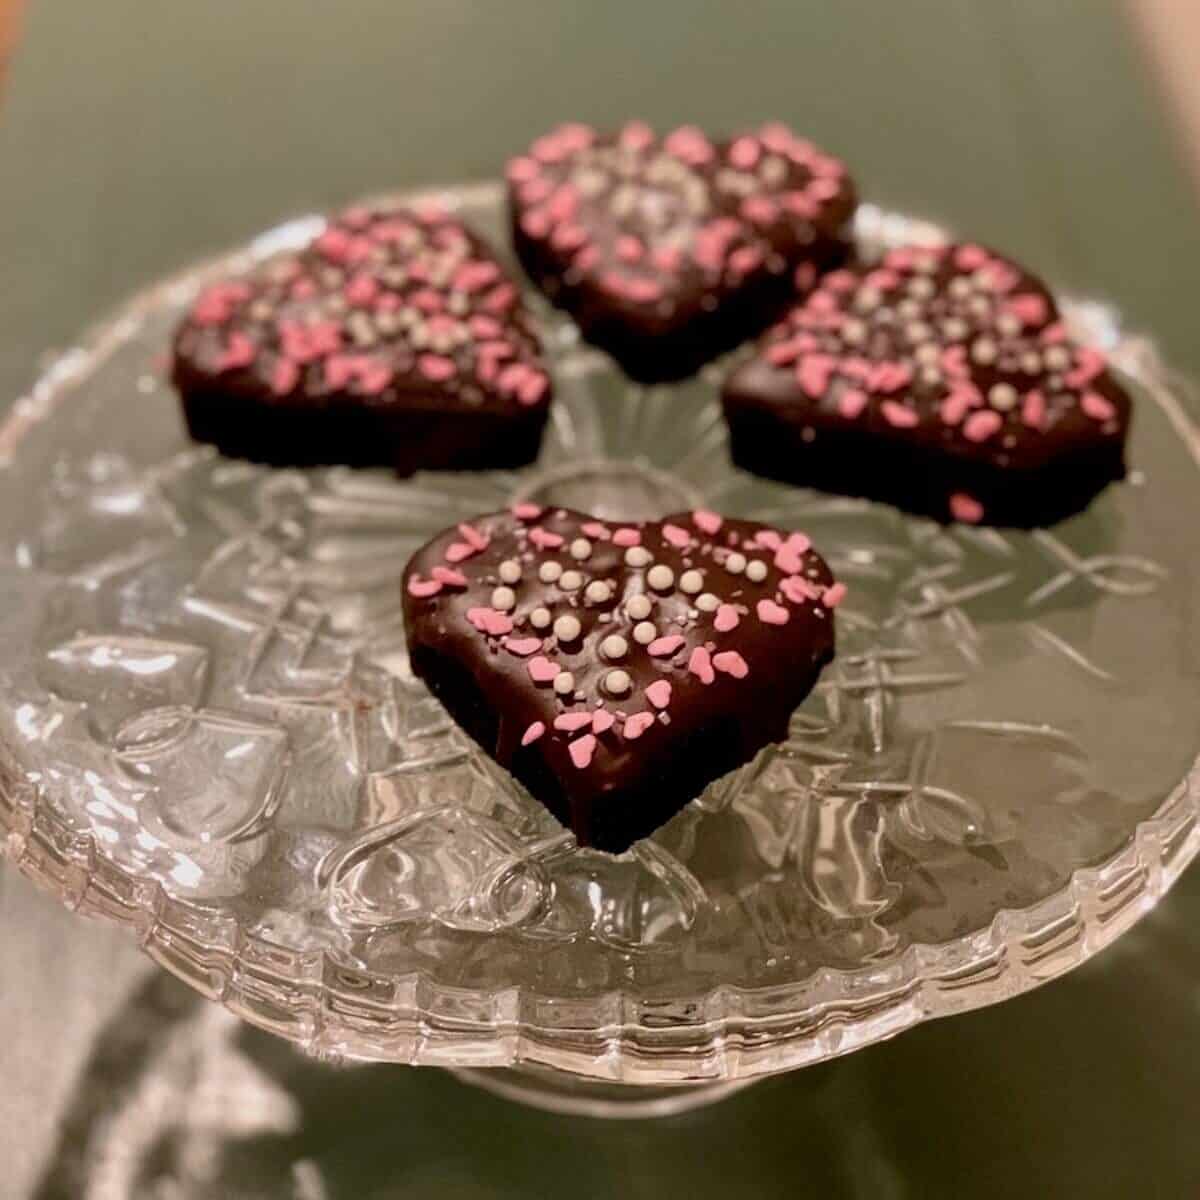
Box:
[172,203,552,474]
[402,505,841,852]
[722,242,1132,526]
[508,121,857,383]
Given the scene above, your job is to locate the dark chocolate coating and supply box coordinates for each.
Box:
[402,506,840,852]
[507,122,857,383]
[172,204,552,475]
[722,243,1132,527]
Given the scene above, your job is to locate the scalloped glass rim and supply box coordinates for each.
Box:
[0,184,1197,1084]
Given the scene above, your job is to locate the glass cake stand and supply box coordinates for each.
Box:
[0,184,1197,1118]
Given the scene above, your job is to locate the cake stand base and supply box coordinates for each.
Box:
[449,1064,757,1118]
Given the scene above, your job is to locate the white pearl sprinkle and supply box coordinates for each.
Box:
[604,669,632,696]
[971,337,997,366]
[989,382,1019,412]
[696,592,720,612]
[538,561,562,584]
[570,537,592,561]
[679,569,703,594]
[585,580,611,603]
[559,570,583,591]
[554,615,582,642]
[626,594,653,620]
[745,560,768,583]
[554,672,575,695]
[647,564,675,591]
[624,546,653,568]
[600,634,628,660]
[491,586,516,612]
[942,316,969,340]
[724,552,747,575]
[1044,346,1071,371]
[996,313,1022,338]
[530,607,552,630]
[1021,351,1043,374]
[633,621,657,645]
[949,277,973,300]
[498,559,522,584]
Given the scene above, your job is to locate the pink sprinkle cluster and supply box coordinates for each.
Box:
[754,240,1124,511]
[405,506,844,775]
[183,205,551,411]
[507,121,852,313]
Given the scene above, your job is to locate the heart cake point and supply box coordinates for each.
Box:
[402,505,839,852]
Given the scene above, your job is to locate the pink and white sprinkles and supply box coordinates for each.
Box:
[507,121,852,310]
[406,505,841,773]
[754,241,1126,514]
[182,205,550,408]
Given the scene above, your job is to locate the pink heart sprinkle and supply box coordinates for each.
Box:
[512,502,542,519]
[417,354,457,382]
[729,135,761,169]
[504,637,542,657]
[521,721,545,746]
[1064,347,1107,388]
[457,523,489,551]
[755,529,782,551]
[612,528,641,547]
[528,527,564,550]
[757,599,790,625]
[481,610,513,637]
[688,646,715,685]
[963,410,1003,443]
[270,358,300,396]
[692,510,723,536]
[648,635,685,658]
[1006,292,1049,328]
[445,542,476,563]
[955,244,989,270]
[714,604,740,632]
[781,575,821,604]
[1021,389,1047,430]
[554,712,594,733]
[713,651,749,679]
[949,493,985,524]
[662,524,691,548]
[623,712,656,740]
[407,576,442,598]
[1081,391,1117,422]
[581,522,610,540]
[822,582,848,609]
[940,384,981,427]
[881,400,920,429]
[838,388,869,420]
[592,710,616,734]
[569,733,597,770]
[797,354,835,399]
[645,680,672,710]
[527,656,560,684]
[774,545,806,576]
[431,566,467,587]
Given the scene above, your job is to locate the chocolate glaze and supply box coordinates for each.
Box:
[722,243,1132,527]
[172,203,552,475]
[402,506,840,852]
[507,121,857,383]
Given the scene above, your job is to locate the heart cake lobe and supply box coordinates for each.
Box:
[402,505,839,852]
[508,121,857,383]
[172,203,552,474]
